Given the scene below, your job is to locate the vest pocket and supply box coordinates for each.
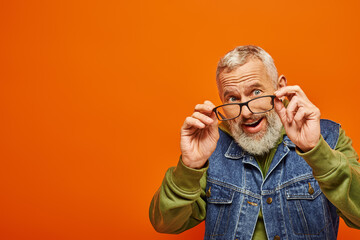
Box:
[205,180,235,238]
[284,178,329,235]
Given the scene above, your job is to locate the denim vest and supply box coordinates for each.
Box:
[205,119,340,240]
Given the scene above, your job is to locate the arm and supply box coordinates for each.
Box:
[298,128,360,229]
[274,85,360,228]
[149,100,219,233]
[149,158,207,233]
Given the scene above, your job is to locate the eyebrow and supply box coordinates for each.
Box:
[223,89,239,99]
[245,81,265,89]
[223,81,265,99]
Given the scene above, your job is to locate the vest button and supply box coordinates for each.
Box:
[206,187,211,198]
[274,235,280,240]
[266,197,273,204]
[308,183,314,195]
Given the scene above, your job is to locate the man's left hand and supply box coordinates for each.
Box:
[274,85,321,152]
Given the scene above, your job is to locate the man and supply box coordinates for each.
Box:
[149,45,360,240]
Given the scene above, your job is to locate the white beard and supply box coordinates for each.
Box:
[229,110,283,156]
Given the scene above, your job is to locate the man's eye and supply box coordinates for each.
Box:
[229,96,237,102]
[253,90,261,95]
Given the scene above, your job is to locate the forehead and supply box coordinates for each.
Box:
[217,59,273,93]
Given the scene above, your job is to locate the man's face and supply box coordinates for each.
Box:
[217,58,283,155]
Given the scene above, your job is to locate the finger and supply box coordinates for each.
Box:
[182,116,205,130]
[204,100,219,123]
[192,111,214,125]
[285,96,300,122]
[194,103,214,115]
[210,112,220,125]
[274,85,307,100]
[274,97,288,126]
[293,107,306,128]
[210,112,219,130]
[193,111,219,131]
[203,100,216,109]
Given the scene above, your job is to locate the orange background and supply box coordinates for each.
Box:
[1,0,359,239]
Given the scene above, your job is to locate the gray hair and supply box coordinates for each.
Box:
[216,45,278,87]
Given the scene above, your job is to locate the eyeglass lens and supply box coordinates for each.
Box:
[216,96,273,120]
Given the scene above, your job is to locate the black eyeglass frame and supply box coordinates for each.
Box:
[212,95,276,121]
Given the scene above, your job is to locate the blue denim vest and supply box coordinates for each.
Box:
[205,119,340,240]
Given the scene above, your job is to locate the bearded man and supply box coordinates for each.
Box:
[149,46,360,240]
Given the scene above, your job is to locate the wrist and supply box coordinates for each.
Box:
[297,136,321,153]
[298,143,317,153]
[182,156,208,169]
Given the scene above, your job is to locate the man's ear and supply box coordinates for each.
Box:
[277,75,287,89]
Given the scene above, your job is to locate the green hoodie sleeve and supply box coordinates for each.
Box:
[149,157,208,234]
[297,128,360,229]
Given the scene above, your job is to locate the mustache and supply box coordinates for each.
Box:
[231,113,267,125]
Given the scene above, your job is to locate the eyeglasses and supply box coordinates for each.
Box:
[213,95,276,121]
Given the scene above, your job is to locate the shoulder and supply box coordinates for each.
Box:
[320,119,340,149]
[320,119,340,129]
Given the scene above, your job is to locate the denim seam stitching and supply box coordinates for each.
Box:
[211,204,224,238]
[261,174,315,195]
[296,200,310,235]
[286,193,330,236]
[278,190,289,240]
[224,140,245,159]
[277,174,315,191]
[207,178,261,199]
[263,145,290,183]
[206,199,234,238]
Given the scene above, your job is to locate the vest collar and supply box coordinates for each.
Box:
[224,134,296,160]
[224,140,246,159]
[283,135,296,148]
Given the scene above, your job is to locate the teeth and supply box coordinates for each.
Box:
[244,118,261,126]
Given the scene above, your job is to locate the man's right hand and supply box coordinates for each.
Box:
[180,100,219,169]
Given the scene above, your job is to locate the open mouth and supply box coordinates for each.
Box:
[243,117,264,128]
[240,117,265,134]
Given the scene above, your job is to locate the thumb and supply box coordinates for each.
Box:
[209,111,219,130]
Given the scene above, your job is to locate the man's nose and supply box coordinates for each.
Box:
[240,105,253,119]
